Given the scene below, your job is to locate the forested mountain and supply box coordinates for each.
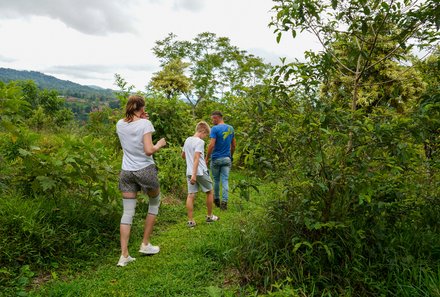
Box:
[0,67,116,100]
[0,67,119,120]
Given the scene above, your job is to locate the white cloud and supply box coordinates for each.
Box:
[173,0,204,11]
[44,65,116,80]
[44,63,156,79]
[0,54,15,63]
[0,0,319,89]
[0,0,138,35]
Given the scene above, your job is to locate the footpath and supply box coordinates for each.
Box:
[29,196,241,297]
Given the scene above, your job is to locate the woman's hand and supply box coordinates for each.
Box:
[144,134,166,156]
[156,138,166,149]
[140,112,149,119]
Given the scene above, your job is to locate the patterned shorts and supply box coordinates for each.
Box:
[118,164,160,193]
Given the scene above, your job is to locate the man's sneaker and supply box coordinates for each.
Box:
[220,201,228,210]
[187,221,197,228]
[139,242,160,255]
[206,214,219,223]
[117,255,136,267]
[214,199,220,207]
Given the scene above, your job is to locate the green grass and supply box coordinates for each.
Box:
[6,170,440,297]
[26,179,251,296]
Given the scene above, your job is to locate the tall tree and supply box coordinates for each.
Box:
[271,0,440,150]
[152,32,270,108]
[149,58,192,99]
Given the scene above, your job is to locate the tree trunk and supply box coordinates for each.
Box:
[346,55,362,153]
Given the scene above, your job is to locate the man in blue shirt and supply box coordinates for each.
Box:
[205,111,236,210]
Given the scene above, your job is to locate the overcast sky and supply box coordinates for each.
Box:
[0,0,320,90]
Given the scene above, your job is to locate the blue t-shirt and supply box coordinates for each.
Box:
[210,124,234,160]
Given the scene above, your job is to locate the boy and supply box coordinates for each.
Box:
[182,121,219,227]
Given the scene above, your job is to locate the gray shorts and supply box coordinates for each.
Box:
[187,171,213,194]
[119,164,160,193]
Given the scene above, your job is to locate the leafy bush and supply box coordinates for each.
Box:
[145,96,194,146]
[1,129,119,204]
[231,60,440,295]
[155,146,187,200]
[0,126,122,294]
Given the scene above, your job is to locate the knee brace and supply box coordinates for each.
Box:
[148,193,161,215]
[121,198,137,225]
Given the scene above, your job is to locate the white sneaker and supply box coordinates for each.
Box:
[139,242,160,255]
[117,255,136,267]
[206,214,219,223]
[187,221,197,228]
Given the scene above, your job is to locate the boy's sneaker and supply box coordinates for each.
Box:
[220,201,228,210]
[139,242,160,255]
[117,255,136,267]
[214,199,220,207]
[187,221,197,228]
[206,214,219,223]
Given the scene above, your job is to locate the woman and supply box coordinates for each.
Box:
[115,94,166,267]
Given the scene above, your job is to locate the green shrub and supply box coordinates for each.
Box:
[0,125,123,294]
[145,96,194,146]
[1,129,120,204]
[155,145,187,200]
[232,73,440,295]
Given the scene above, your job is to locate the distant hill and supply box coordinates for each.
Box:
[0,67,119,121]
[0,67,117,101]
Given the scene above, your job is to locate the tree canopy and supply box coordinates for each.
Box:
[151,32,271,107]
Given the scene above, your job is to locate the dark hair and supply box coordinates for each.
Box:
[211,111,223,117]
[125,95,145,122]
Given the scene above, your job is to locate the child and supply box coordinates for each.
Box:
[182,121,219,227]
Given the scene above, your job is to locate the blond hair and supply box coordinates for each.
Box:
[125,95,145,122]
[195,121,210,134]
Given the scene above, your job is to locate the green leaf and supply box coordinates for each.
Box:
[18,148,32,157]
[363,6,370,15]
[36,176,56,191]
[276,32,282,44]
[293,241,313,253]
[65,157,76,163]
[361,21,368,34]
[323,244,333,259]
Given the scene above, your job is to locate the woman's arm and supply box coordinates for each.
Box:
[143,132,166,156]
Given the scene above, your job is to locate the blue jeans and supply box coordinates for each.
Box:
[211,157,231,202]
